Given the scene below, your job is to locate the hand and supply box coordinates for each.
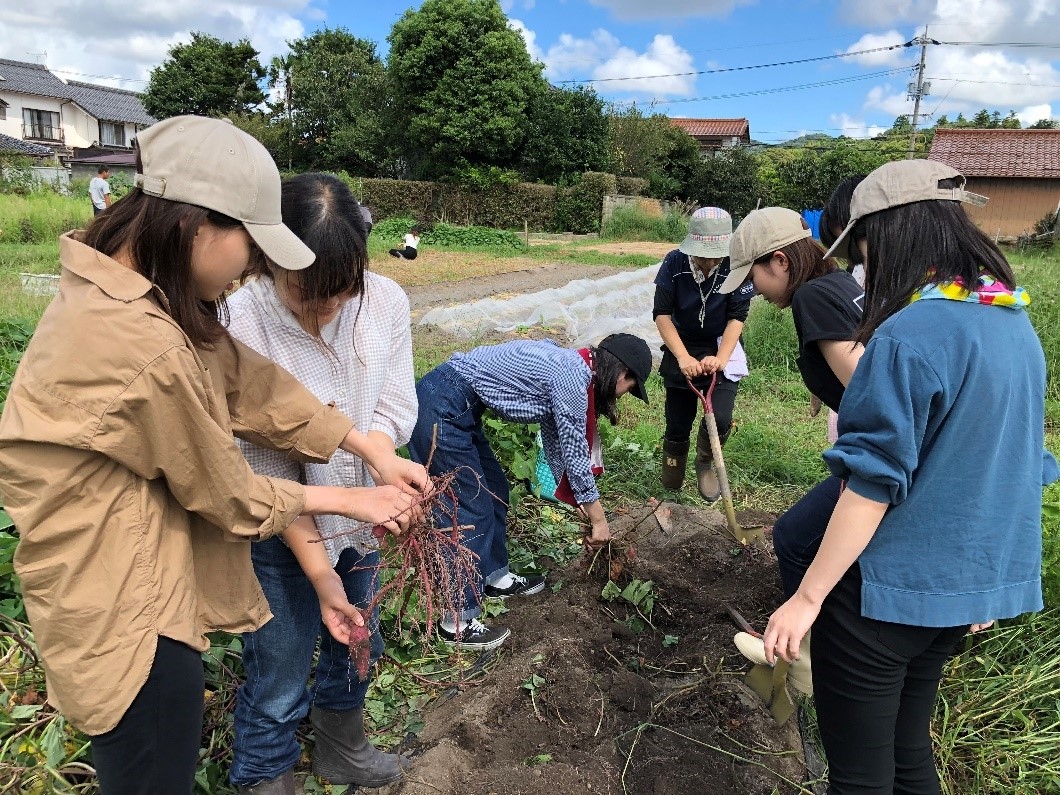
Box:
[699,355,726,374]
[588,518,611,547]
[342,485,415,534]
[763,591,821,665]
[677,354,702,378]
[312,571,365,645]
[809,394,823,418]
[372,451,429,495]
[970,620,995,633]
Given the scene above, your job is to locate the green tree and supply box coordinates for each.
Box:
[281,28,388,174]
[686,147,762,219]
[143,32,266,119]
[1029,117,1060,129]
[606,106,674,180]
[387,0,546,180]
[647,123,702,200]
[1001,111,1022,129]
[521,86,611,184]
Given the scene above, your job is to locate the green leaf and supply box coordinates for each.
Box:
[600,581,622,601]
[10,704,42,719]
[663,634,680,648]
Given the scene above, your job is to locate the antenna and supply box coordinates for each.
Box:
[26,50,48,66]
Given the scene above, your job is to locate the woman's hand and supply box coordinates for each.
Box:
[678,353,703,378]
[970,620,995,633]
[699,355,728,374]
[341,485,415,534]
[588,517,612,547]
[763,591,821,665]
[372,451,429,495]
[311,570,365,645]
[809,394,823,418]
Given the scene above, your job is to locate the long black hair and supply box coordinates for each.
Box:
[853,178,1016,346]
[592,346,626,424]
[820,175,865,267]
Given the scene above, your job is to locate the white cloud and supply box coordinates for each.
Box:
[1017,103,1056,126]
[864,85,913,118]
[588,0,751,20]
[830,113,888,139]
[0,1,312,90]
[844,31,911,66]
[542,30,695,97]
[509,19,544,64]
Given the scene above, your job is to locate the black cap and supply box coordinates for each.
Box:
[597,333,652,403]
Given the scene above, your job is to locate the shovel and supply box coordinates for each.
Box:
[744,659,796,726]
[686,373,764,546]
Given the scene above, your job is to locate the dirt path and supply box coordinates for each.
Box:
[371,503,809,795]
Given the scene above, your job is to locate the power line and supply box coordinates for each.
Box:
[928,76,1060,88]
[557,42,914,86]
[49,68,148,85]
[938,40,1060,49]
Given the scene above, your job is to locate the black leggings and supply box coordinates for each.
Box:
[663,375,738,444]
[388,247,418,260]
[90,636,205,795]
[814,567,968,794]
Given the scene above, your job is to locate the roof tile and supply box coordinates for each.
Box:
[928,128,1060,179]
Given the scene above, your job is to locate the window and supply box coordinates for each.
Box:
[23,108,61,141]
[99,121,126,147]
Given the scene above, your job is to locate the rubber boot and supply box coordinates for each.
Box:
[695,422,722,501]
[311,706,410,787]
[660,438,689,490]
[237,770,295,795]
[734,630,813,696]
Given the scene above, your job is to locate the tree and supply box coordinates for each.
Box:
[521,85,611,184]
[686,147,761,220]
[387,0,547,180]
[1029,117,1060,129]
[606,106,675,180]
[280,28,388,174]
[143,32,266,119]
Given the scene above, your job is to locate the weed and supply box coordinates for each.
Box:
[602,205,688,243]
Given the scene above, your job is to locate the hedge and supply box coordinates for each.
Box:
[616,176,649,197]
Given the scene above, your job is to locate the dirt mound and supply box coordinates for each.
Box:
[383,503,807,795]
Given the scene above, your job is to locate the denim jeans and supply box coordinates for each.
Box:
[772,475,843,599]
[406,363,511,622]
[230,538,383,787]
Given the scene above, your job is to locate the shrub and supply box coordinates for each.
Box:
[421,223,524,252]
[616,176,649,196]
[553,171,616,234]
[602,205,687,242]
[0,155,36,195]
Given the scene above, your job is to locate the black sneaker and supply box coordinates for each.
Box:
[483,573,547,599]
[437,619,510,651]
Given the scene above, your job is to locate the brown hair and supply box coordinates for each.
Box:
[755,237,838,308]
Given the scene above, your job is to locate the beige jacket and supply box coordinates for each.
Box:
[0,234,354,735]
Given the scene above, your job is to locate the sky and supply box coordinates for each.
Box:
[2,0,1059,143]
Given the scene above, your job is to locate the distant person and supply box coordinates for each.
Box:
[360,205,374,236]
[89,165,111,215]
[388,224,421,260]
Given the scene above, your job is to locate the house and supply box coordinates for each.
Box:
[669,118,751,156]
[68,151,137,181]
[928,128,1060,238]
[0,57,154,159]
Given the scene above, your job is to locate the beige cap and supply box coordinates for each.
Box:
[718,207,810,294]
[821,159,988,260]
[679,206,732,258]
[134,116,314,270]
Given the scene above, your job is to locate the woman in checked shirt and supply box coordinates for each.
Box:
[226,173,417,793]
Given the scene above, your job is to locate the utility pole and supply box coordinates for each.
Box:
[907,26,931,159]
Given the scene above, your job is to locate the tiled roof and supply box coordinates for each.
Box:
[928,128,1060,179]
[69,152,138,165]
[66,80,155,126]
[0,58,73,99]
[0,132,54,156]
[670,118,750,139]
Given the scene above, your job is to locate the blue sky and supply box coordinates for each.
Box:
[4,1,1058,142]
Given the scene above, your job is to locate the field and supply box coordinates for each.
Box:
[1,194,1059,794]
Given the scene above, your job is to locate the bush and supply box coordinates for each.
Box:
[602,205,687,242]
[553,171,615,234]
[0,155,36,195]
[616,176,649,196]
[422,223,524,252]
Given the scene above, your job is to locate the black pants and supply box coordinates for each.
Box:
[814,567,968,795]
[388,247,418,260]
[90,636,205,794]
[662,376,737,444]
[773,475,843,598]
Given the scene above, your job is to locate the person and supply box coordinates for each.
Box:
[0,116,428,795]
[226,173,417,793]
[407,334,653,649]
[716,206,865,695]
[388,224,421,260]
[653,206,753,499]
[762,159,1058,794]
[89,164,111,215]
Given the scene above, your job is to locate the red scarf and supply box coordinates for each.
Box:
[554,348,604,507]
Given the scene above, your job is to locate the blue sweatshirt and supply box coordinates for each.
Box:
[824,298,1059,627]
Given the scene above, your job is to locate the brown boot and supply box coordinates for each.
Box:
[311,706,409,787]
[660,438,689,490]
[237,770,295,795]
[695,423,721,501]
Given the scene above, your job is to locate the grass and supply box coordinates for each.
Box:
[601,205,688,243]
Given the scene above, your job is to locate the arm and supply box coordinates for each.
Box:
[701,318,744,373]
[819,340,865,388]
[580,499,610,545]
[653,284,702,378]
[763,488,888,663]
[367,287,419,449]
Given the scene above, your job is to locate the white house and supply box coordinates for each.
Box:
[0,58,154,156]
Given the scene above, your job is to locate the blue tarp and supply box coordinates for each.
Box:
[801,208,823,241]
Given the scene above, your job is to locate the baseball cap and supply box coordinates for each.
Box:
[134,116,315,271]
[597,333,652,403]
[822,159,988,260]
[679,207,732,259]
[718,207,810,294]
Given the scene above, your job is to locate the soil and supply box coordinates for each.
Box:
[374,503,809,795]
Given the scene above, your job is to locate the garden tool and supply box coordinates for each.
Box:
[686,373,764,546]
[744,658,796,726]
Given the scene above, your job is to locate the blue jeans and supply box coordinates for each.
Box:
[773,475,843,599]
[406,363,511,622]
[230,538,383,787]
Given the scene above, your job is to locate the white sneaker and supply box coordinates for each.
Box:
[734,631,813,696]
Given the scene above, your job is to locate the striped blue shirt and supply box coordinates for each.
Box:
[449,340,598,504]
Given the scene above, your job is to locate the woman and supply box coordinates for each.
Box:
[407,334,652,649]
[717,207,865,695]
[764,160,1057,793]
[0,117,426,795]
[227,174,417,793]
[654,207,753,499]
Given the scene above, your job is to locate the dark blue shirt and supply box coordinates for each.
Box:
[653,249,754,349]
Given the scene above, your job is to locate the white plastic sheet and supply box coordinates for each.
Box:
[418,264,665,360]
